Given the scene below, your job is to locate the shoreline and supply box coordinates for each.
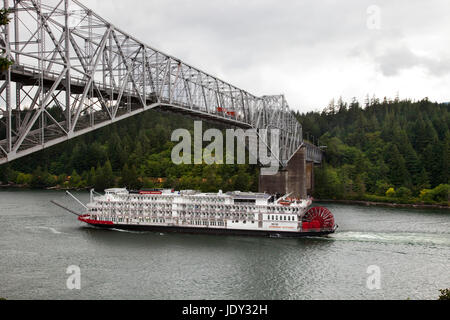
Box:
[2,184,448,210]
[315,199,449,210]
[0,184,89,191]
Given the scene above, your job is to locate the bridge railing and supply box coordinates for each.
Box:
[0,0,319,166]
[304,142,324,164]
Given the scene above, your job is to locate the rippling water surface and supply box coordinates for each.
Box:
[0,190,449,300]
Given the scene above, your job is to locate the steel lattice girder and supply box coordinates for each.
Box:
[0,0,322,166]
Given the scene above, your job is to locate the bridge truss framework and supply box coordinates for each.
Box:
[0,0,322,167]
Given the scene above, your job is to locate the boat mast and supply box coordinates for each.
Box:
[66,191,88,210]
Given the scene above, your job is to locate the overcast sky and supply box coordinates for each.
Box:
[86,0,450,113]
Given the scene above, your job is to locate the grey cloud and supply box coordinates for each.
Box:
[84,0,450,109]
[375,46,450,77]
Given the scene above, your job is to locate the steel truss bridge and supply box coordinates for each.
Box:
[0,0,323,167]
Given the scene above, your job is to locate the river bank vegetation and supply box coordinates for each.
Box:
[439,288,450,300]
[0,111,259,193]
[0,97,448,207]
[297,97,449,206]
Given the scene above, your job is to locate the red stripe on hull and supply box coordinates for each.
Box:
[77,219,337,238]
[78,215,114,226]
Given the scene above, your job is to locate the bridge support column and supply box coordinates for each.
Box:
[259,146,309,199]
[306,161,314,195]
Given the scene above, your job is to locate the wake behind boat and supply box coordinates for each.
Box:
[66,188,337,238]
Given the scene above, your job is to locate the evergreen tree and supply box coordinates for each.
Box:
[442,133,450,184]
[1,98,448,202]
[384,143,410,187]
[87,167,96,187]
[120,164,142,190]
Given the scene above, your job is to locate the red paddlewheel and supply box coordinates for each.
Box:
[303,207,335,229]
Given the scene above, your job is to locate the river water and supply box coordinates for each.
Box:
[0,190,448,300]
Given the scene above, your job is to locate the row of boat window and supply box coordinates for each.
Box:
[187,220,227,226]
[112,217,227,227]
[182,204,300,213]
[269,215,297,221]
[230,220,256,224]
[109,214,253,221]
[97,210,252,218]
[180,212,252,218]
[210,221,225,227]
[99,203,173,208]
[185,198,227,203]
[111,217,169,224]
[93,204,301,214]
[98,214,296,225]
[95,210,255,221]
[117,196,229,204]
[92,210,298,223]
[119,196,176,202]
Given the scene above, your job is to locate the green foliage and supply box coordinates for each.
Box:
[0,56,13,72]
[16,172,32,185]
[30,167,56,188]
[0,164,14,184]
[314,165,345,199]
[386,188,396,198]
[420,185,450,204]
[438,288,450,300]
[374,180,392,196]
[231,166,251,191]
[94,160,115,191]
[1,110,257,193]
[119,164,143,190]
[68,170,84,189]
[0,9,13,72]
[0,8,11,25]
[299,98,449,205]
[2,97,448,204]
[396,187,412,200]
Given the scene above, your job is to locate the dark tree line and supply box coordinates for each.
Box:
[1,96,448,205]
[0,110,258,193]
[296,97,449,205]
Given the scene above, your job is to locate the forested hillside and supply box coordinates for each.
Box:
[1,97,449,206]
[296,97,449,205]
[0,111,258,192]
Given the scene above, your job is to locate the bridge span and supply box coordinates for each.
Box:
[0,0,323,197]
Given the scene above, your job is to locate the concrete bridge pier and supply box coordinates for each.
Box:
[259,146,315,199]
